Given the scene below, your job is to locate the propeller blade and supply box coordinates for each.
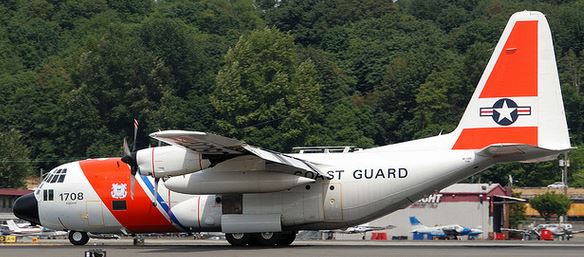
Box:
[130,173,135,200]
[132,119,139,152]
[152,178,160,206]
[123,137,131,158]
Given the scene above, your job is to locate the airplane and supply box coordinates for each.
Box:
[503,223,584,240]
[337,224,395,234]
[322,223,395,240]
[5,220,44,235]
[13,11,571,247]
[409,216,483,240]
[3,220,67,238]
[10,220,31,228]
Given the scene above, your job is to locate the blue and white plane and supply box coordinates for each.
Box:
[410,216,483,240]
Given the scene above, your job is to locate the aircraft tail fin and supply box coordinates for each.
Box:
[451,11,570,152]
[409,216,423,226]
[6,220,21,232]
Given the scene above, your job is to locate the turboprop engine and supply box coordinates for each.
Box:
[136,145,210,178]
[164,170,315,194]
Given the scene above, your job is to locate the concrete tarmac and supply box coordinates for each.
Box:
[1,239,584,257]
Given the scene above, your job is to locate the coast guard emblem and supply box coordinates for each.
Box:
[111,183,128,199]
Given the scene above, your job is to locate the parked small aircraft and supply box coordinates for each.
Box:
[14,11,572,246]
[410,216,483,240]
[3,220,67,238]
[503,223,584,240]
[323,223,395,240]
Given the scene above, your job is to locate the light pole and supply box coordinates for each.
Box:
[559,153,569,224]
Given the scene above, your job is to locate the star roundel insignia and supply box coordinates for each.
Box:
[479,98,531,126]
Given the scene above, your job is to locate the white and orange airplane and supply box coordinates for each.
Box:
[13,11,571,246]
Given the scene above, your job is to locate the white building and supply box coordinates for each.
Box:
[333,183,511,240]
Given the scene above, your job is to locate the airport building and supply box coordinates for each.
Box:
[347,183,514,240]
[0,188,32,220]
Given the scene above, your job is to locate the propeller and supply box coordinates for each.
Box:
[120,120,161,206]
[121,119,140,200]
[121,137,138,200]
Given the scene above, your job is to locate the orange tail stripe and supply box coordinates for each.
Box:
[452,127,538,150]
[480,20,538,98]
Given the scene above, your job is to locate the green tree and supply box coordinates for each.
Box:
[320,99,376,148]
[509,192,526,229]
[530,192,571,222]
[262,0,396,46]
[211,28,323,151]
[0,129,34,188]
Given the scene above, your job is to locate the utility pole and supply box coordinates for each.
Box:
[559,153,569,224]
[561,153,569,196]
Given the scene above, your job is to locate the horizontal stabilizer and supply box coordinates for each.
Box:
[477,144,571,163]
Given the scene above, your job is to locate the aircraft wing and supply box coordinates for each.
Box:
[570,229,584,234]
[327,225,395,234]
[150,130,326,176]
[358,225,396,232]
[441,228,459,236]
[501,228,529,234]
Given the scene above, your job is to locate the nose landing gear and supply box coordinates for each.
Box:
[68,231,89,245]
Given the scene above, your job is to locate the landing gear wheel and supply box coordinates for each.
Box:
[68,231,89,246]
[226,233,252,246]
[276,232,296,246]
[253,232,279,246]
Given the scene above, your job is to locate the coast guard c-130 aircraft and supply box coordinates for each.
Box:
[13,11,571,246]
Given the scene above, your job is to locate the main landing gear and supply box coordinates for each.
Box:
[68,230,89,245]
[225,231,296,246]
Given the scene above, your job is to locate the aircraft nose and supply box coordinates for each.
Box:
[13,193,40,225]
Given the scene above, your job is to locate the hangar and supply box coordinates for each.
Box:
[335,183,514,240]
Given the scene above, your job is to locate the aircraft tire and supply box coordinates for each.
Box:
[226,233,252,246]
[68,231,89,246]
[276,232,296,246]
[252,232,279,246]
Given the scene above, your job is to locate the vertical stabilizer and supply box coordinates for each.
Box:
[451,11,570,151]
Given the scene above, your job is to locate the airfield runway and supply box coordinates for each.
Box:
[1,239,584,257]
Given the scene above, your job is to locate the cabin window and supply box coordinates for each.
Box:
[43,189,54,201]
[112,200,127,210]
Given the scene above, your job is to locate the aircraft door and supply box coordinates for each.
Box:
[323,183,343,221]
[86,201,104,226]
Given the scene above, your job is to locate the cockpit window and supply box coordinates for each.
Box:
[57,169,67,182]
[44,168,68,184]
[45,174,54,183]
[50,171,60,183]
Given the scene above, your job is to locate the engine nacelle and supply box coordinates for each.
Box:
[136,145,210,178]
[164,170,315,194]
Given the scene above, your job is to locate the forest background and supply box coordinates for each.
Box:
[1,0,584,188]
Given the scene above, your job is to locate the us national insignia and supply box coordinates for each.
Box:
[111,183,128,199]
[480,98,531,126]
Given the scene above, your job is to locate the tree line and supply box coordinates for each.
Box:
[1,0,584,188]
